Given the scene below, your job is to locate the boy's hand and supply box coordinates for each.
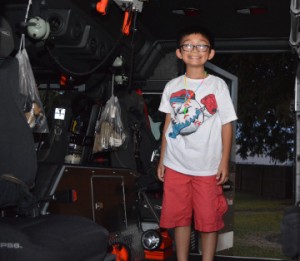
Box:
[157,163,165,182]
[216,160,229,185]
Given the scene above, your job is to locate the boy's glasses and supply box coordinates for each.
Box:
[180,44,210,52]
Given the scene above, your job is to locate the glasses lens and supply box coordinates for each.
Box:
[181,44,192,51]
[196,45,209,52]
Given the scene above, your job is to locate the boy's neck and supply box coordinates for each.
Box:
[185,67,207,79]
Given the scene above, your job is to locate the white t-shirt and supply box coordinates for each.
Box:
[159,74,238,176]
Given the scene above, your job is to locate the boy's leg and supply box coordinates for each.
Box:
[175,226,191,261]
[192,176,227,260]
[201,231,218,261]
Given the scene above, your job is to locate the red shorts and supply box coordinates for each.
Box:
[159,167,228,232]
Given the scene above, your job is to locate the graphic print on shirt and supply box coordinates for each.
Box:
[169,89,217,138]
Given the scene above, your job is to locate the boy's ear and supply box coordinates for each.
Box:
[208,49,215,60]
[176,48,183,59]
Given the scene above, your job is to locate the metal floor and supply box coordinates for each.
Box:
[141,253,286,261]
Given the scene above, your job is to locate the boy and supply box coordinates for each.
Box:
[157,26,238,261]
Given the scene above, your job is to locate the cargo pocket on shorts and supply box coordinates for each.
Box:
[216,185,228,216]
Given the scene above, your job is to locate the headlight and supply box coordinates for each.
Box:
[141,229,162,250]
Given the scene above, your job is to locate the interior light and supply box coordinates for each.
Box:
[172,7,200,17]
[236,6,268,15]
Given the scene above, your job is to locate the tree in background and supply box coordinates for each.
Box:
[213,52,297,163]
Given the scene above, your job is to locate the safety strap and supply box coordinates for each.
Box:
[0,174,38,216]
[0,174,29,190]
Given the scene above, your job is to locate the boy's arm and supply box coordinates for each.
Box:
[217,122,233,185]
[157,113,171,182]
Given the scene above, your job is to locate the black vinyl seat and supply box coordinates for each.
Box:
[0,16,113,261]
[0,215,110,261]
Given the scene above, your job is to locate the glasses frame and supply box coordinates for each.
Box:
[180,44,211,52]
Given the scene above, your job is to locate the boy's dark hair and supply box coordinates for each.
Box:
[176,25,215,49]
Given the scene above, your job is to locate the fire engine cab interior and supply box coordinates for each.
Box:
[0,0,299,260]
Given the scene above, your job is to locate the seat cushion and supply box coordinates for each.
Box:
[0,214,109,261]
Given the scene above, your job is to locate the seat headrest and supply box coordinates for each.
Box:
[0,16,14,59]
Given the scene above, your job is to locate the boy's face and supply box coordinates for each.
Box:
[176,33,215,68]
